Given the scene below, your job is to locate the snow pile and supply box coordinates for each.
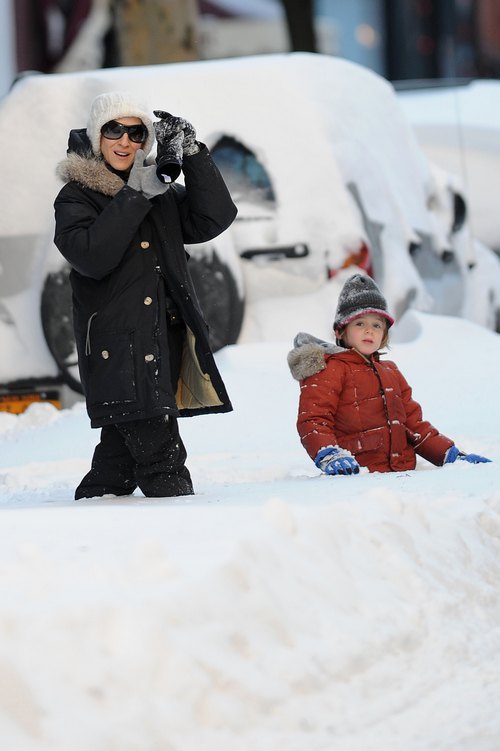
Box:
[1,310,500,750]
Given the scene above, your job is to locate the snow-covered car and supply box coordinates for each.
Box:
[396,78,500,255]
[1,53,500,409]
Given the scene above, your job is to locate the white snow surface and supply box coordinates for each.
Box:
[1,309,500,750]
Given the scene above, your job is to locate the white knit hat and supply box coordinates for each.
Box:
[87,91,155,157]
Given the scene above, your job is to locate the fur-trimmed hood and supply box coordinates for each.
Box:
[56,126,160,197]
[287,332,345,381]
[56,153,130,197]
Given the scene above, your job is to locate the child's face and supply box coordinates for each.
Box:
[341,314,387,356]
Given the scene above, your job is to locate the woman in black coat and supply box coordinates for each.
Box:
[54,91,237,500]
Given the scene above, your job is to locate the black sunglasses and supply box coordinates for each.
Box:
[100,120,148,143]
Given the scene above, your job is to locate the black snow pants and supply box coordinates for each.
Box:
[74,415,193,499]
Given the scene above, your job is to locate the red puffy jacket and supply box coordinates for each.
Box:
[289,339,453,473]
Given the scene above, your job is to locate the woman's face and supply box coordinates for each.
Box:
[100,117,145,171]
[341,313,387,356]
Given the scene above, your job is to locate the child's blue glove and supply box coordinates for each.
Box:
[444,446,492,464]
[315,446,360,475]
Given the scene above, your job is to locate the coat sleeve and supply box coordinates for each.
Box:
[396,366,454,465]
[54,183,152,280]
[170,145,238,245]
[297,358,344,462]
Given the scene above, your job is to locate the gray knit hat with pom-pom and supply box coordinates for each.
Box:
[334,273,394,331]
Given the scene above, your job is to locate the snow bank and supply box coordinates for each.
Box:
[1,486,500,751]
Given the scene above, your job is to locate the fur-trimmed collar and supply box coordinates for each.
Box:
[56,153,128,197]
[287,332,345,381]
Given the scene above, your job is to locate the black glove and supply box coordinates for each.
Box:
[127,150,169,200]
[153,111,199,183]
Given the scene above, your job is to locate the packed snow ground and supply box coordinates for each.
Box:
[1,308,500,750]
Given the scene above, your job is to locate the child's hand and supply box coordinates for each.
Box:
[461,453,492,463]
[315,446,360,475]
[444,446,492,464]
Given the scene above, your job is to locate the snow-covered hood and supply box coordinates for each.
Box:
[287,331,344,381]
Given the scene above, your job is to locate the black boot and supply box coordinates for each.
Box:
[75,425,137,500]
[118,415,194,498]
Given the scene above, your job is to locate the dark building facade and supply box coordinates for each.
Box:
[384,0,496,81]
[10,0,500,83]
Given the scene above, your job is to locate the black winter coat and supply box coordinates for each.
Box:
[54,143,237,428]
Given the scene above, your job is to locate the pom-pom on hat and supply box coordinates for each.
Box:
[334,273,395,332]
[86,91,155,157]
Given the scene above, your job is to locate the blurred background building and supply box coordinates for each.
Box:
[2,0,500,97]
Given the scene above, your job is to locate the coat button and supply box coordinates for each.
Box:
[140,241,150,249]
[101,350,109,359]
[144,296,153,305]
[145,354,154,362]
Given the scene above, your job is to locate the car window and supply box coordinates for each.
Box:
[211,136,275,207]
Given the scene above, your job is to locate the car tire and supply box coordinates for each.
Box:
[188,251,244,351]
[40,265,83,394]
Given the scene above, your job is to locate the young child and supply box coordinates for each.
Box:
[288,273,491,475]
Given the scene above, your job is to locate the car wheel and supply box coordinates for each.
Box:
[188,251,244,351]
[41,265,83,394]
